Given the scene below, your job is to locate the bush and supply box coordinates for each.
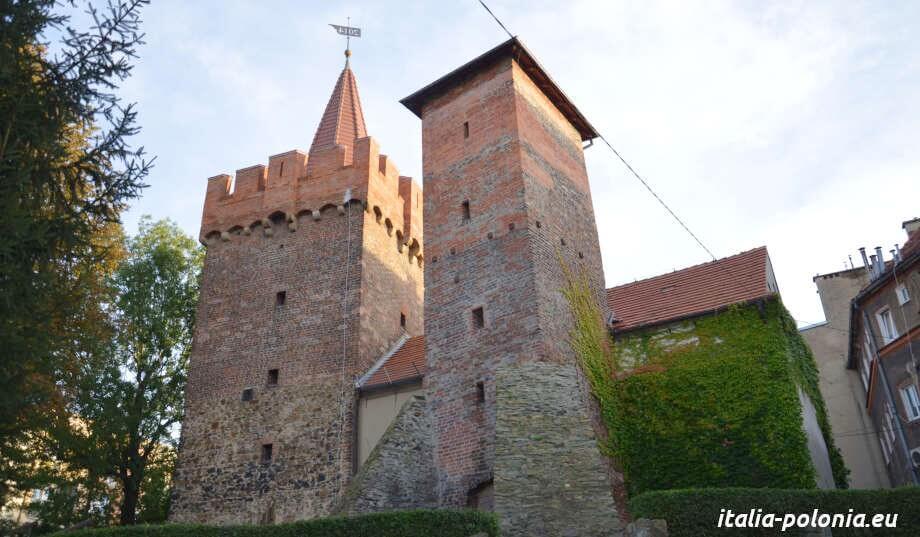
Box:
[51,509,499,537]
[630,487,920,536]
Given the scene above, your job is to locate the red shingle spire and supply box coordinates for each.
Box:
[309,64,367,157]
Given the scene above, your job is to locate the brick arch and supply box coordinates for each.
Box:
[268,210,286,224]
[228,225,244,236]
[319,203,338,215]
[204,230,221,244]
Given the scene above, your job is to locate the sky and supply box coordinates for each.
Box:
[73,0,919,327]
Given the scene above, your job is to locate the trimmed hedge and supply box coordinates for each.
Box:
[52,510,499,537]
[630,487,920,536]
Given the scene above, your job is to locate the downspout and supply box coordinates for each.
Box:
[864,311,920,485]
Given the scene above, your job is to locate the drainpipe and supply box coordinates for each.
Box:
[864,311,920,485]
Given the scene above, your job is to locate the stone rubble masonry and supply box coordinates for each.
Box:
[494,363,624,537]
[170,135,424,524]
[419,52,610,508]
[625,519,669,537]
[336,395,438,514]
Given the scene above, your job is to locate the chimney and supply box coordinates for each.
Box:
[859,247,870,273]
[875,246,885,277]
[904,217,920,238]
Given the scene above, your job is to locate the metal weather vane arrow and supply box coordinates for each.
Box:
[330,18,361,64]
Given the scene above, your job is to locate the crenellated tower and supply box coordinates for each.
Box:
[171,58,424,525]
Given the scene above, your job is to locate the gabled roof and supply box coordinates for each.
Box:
[358,335,425,391]
[606,246,776,333]
[400,37,598,142]
[309,65,367,157]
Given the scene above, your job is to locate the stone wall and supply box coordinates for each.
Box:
[494,363,624,537]
[171,212,366,525]
[337,395,438,514]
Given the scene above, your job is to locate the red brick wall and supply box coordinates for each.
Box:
[420,55,606,507]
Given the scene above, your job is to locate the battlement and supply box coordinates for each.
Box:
[199,137,423,264]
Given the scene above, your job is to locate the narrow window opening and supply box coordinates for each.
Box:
[241,388,254,402]
[400,312,407,329]
[476,381,485,403]
[462,200,471,222]
[472,307,485,329]
[261,443,273,463]
[463,121,470,139]
[276,291,286,306]
[279,161,284,176]
[267,369,279,386]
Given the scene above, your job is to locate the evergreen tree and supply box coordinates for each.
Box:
[0,0,151,504]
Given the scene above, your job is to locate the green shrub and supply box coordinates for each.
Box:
[630,487,920,536]
[51,509,499,537]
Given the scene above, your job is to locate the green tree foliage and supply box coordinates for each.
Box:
[46,218,202,527]
[0,0,151,504]
[563,273,848,497]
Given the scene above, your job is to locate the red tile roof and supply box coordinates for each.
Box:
[309,65,367,157]
[605,246,775,333]
[360,335,425,389]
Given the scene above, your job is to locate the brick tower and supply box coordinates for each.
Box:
[171,56,424,525]
[402,38,620,535]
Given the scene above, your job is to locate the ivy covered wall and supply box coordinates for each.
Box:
[564,276,848,497]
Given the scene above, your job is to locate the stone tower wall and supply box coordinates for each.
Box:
[171,136,423,524]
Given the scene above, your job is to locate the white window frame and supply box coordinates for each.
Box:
[896,284,910,306]
[861,340,874,390]
[901,384,920,421]
[879,435,891,465]
[885,403,898,445]
[876,307,898,345]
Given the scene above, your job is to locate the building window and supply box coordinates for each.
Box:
[261,443,273,463]
[463,121,469,139]
[876,307,897,344]
[885,403,898,447]
[896,284,910,305]
[901,384,920,421]
[267,369,279,387]
[400,312,407,329]
[276,291,287,306]
[472,307,485,329]
[476,381,485,403]
[462,200,471,222]
[241,388,254,402]
[879,435,891,465]
[860,344,871,390]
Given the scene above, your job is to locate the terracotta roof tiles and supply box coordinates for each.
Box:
[605,246,775,332]
[360,336,425,390]
[309,65,367,157]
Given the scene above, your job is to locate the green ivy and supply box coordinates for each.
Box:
[563,273,848,497]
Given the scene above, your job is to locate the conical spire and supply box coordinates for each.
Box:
[309,64,367,157]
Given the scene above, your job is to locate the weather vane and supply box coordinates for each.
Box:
[329,17,361,65]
